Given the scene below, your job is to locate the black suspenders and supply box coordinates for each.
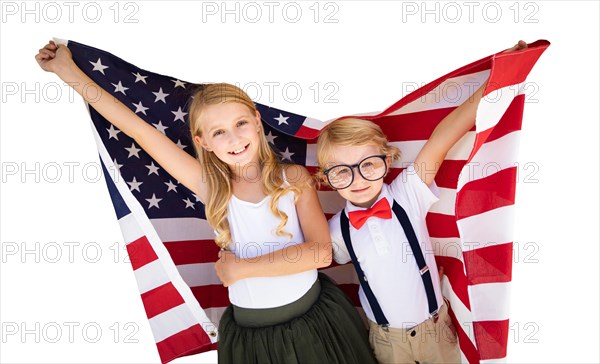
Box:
[340,200,439,327]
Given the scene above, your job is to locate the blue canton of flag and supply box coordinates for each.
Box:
[71,41,310,219]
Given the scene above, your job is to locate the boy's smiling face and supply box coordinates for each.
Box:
[323,143,389,208]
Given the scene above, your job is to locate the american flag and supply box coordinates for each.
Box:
[60,38,549,363]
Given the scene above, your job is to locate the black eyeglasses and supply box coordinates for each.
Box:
[323,155,387,190]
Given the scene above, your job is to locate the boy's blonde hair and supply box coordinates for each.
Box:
[316,118,401,182]
[188,83,304,249]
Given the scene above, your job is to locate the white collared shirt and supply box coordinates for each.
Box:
[329,163,443,328]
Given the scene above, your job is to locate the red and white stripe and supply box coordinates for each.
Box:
[90,116,219,364]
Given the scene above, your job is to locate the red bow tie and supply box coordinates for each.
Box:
[348,198,392,229]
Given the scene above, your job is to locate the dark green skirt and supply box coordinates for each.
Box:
[217,273,377,364]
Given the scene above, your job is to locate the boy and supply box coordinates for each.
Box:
[316,116,460,363]
[319,40,526,363]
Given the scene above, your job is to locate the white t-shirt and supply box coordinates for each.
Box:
[226,186,317,309]
[329,163,443,328]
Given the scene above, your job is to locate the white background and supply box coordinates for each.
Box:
[1,1,598,363]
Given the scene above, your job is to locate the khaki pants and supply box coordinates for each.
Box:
[368,303,460,364]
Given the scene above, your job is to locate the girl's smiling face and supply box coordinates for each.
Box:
[194,102,262,171]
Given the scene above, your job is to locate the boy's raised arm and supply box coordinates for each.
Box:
[413,40,527,187]
[413,80,487,187]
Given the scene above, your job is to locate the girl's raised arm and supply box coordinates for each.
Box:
[35,40,208,202]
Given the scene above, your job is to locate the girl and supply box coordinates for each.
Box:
[35,40,377,364]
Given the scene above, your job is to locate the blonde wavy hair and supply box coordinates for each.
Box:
[188,83,306,249]
[315,118,401,183]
